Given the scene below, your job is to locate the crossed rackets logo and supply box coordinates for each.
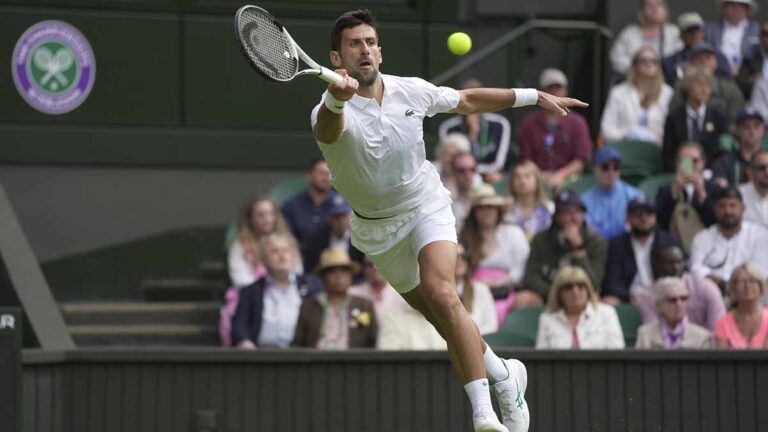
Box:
[30,42,76,92]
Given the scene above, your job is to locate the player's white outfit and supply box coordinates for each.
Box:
[311,74,460,293]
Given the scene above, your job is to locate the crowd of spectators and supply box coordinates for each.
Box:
[221,0,768,351]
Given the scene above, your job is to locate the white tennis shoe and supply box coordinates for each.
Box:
[492,359,530,432]
[472,409,509,432]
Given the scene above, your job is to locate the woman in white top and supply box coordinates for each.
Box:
[536,266,625,349]
[459,184,530,328]
[601,47,674,145]
[228,196,295,287]
[610,0,682,75]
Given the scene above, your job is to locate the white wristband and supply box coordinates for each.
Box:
[512,88,539,107]
[324,92,345,114]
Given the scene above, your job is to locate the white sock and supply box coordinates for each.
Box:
[483,345,509,384]
[464,378,494,414]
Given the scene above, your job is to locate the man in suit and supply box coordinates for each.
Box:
[663,66,729,171]
[705,0,761,76]
[302,194,364,281]
[736,20,768,98]
[231,233,323,349]
[292,249,378,349]
[602,197,679,305]
[635,277,712,349]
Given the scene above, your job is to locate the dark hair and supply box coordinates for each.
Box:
[307,158,326,172]
[713,185,743,203]
[331,9,377,51]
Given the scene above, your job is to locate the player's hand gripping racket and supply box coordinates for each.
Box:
[234,5,342,84]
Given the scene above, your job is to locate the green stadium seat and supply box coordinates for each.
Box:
[638,173,674,203]
[614,303,643,347]
[605,140,661,180]
[268,176,307,206]
[484,306,544,348]
[562,174,596,194]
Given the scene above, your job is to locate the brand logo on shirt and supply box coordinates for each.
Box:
[405,109,416,117]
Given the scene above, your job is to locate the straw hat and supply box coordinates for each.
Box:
[313,248,361,275]
[469,184,512,210]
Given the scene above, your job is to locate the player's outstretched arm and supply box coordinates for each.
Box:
[454,88,588,116]
[313,69,359,144]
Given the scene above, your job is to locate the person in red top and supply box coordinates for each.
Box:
[516,68,593,191]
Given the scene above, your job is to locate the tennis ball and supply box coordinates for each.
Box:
[447,32,472,56]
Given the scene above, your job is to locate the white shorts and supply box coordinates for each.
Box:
[350,192,456,294]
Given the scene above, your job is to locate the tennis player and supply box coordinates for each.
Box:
[311,10,587,432]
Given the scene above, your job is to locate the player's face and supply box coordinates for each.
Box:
[333,24,382,87]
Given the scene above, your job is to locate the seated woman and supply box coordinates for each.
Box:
[635,277,712,349]
[456,243,498,335]
[601,48,673,145]
[459,184,530,329]
[535,266,625,349]
[228,195,295,288]
[504,161,554,240]
[714,264,768,349]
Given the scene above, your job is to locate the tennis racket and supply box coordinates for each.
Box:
[234,5,342,84]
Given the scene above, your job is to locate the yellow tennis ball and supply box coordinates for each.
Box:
[447,32,472,56]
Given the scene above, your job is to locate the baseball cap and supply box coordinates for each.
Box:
[594,147,622,165]
[327,194,351,215]
[539,68,568,89]
[628,196,656,214]
[735,108,764,125]
[554,189,585,214]
[677,12,704,32]
[689,42,717,58]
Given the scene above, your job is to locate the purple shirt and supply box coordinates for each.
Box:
[517,110,593,172]
[662,316,687,349]
[504,204,552,239]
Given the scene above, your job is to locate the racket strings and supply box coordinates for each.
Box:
[238,9,298,81]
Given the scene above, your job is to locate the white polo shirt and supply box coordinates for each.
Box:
[310,74,460,219]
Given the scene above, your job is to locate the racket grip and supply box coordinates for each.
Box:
[318,67,343,85]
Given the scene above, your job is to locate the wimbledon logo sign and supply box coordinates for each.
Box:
[11,20,96,115]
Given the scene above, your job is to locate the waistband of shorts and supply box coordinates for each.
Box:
[352,209,397,220]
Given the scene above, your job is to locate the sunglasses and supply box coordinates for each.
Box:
[600,162,621,171]
[665,295,689,304]
[752,164,768,172]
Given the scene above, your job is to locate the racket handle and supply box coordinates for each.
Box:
[318,67,343,85]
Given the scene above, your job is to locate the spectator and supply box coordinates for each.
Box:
[714,263,768,348]
[690,186,768,292]
[741,151,768,228]
[662,12,732,86]
[752,76,768,120]
[438,78,511,182]
[656,142,718,252]
[302,194,364,280]
[459,184,530,317]
[602,197,679,305]
[669,43,746,125]
[635,277,712,348]
[581,147,644,240]
[535,266,625,349]
[433,132,480,194]
[349,256,407,322]
[601,48,673,145]
[451,152,479,231]
[524,189,607,303]
[517,68,592,191]
[503,161,554,240]
[642,245,726,330]
[609,0,681,76]
[710,109,767,186]
[663,67,729,171]
[228,195,294,288]
[292,249,377,349]
[705,0,761,76]
[376,244,498,350]
[736,20,768,98]
[281,158,338,249]
[230,233,322,349]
